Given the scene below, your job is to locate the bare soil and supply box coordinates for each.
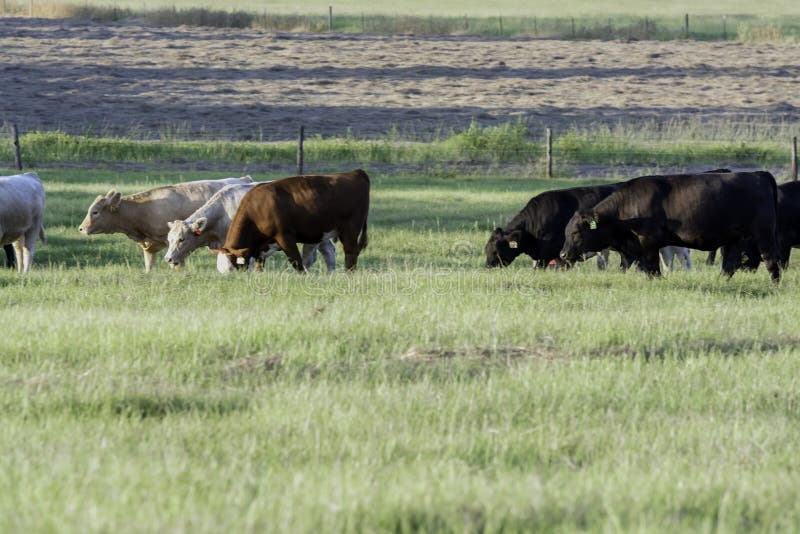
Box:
[2,17,800,140]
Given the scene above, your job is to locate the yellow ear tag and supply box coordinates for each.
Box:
[108,205,119,214]
[509,241,518,249]
[589,220,597,230]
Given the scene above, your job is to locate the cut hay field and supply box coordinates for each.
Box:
[3,168,800,531]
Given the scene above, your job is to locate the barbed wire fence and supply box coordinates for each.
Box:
[2,120,800,181]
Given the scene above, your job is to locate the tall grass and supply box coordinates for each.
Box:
[2,119,796,172]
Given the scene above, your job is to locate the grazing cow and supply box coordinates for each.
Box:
[79,176,252,272]
[485,183,635,269]
[220,170,370,271]
[720,180,800,271]
[0,173,46,273]
[164,183,336,272]
[4,244,15,269]
[560,171,781,282]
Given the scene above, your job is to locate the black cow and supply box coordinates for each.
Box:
[722,180,800,271]
[3,244,14,269]
[485,183,625,268]
[559,171,781,282]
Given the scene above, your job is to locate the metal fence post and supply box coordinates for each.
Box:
[684,14,689,38]
[546,127,553,178]
[792,136,798,181]
[297,125,305,175]
[328,6,333,32]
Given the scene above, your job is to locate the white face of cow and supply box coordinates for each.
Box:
[78,189,122,235]
[164,218,208,268]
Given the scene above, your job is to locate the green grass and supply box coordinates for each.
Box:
[3,168,800,531]
[3,119,798,172]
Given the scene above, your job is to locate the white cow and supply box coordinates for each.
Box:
[78,176,252,272]
[164,183,336,273]
[0,173,46,273]
[659,246,692,272]
[596,246,692,272]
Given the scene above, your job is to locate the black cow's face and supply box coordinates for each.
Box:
[485,227,524,268]
[560,212,605,263]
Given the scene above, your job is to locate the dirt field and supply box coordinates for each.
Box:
[2,17,800,140]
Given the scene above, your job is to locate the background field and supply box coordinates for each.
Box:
[8,0,800,17]
[3,167,800,531]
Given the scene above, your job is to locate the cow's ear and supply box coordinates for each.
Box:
[94,195,104,203]
[507,228,524,249]
[191,217,208,234]
[491,227,504,236]
[107,190,122,209]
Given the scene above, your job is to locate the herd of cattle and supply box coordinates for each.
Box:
[0,168,794,283]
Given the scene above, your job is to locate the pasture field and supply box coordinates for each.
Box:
[14,0,800,17]
[3,167,800,531]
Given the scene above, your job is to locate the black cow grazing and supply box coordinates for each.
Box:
[721,180,800,271]
[3,244,14,269]
[485,183,623,268]
[559,171,781,282]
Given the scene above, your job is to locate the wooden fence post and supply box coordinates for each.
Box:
[328,6,332,32]
[545,127,553,178]
[792,136,798,181]
[297,125,305,176]
[684,14,689,38]
[12,123,22,171]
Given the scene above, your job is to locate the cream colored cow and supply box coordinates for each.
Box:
[79,176,252,271]
[0,172,46,273]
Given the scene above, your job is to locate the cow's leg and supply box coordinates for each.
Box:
[596,249,609,270]
[20,229,38,273]
[680,248,692,270]
[3,244,15,269]
[339,230,361,271]
[705,249,717,266]
[777,239,792,271]
[301,243,319,270]
[318,239,336,272]
[754,232,781,283]
[275,235,305,272]
[720,246,739,278]
[141,242,164,273]
[12,240,23,273]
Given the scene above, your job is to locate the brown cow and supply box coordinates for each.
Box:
[220,170,370,272]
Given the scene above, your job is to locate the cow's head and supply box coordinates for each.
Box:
[78,189,122,235]
[485,226,527,268]
[560,211,609,263]
[164,218,208,268]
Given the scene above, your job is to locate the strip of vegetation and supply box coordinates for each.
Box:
[1,120,793,170]
[3,3,798,42]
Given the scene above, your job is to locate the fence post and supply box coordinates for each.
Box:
[498,15,503,37]
[792,136,798,181]
[328,6,332,32]
[545,127,553,178]
[722,15,727,40]
[12,123,22,171]
[684,14,689,38]
[533,16,537,37]
[297,125,305,176]
[571,17,575,38]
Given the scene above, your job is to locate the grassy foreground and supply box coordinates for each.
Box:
[3,168,800,532]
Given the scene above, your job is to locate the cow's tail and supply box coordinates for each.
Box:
[39,224,46,244]
[357,220,368,252]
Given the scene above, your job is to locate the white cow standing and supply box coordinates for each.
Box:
[0,173,46,273]
[78,177,252,272]
[164,183,336,273]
